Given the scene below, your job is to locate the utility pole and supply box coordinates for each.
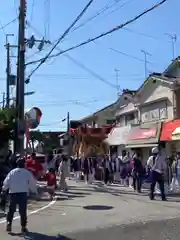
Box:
[141,49,152,79]
[5,34,14,108]
[16,0,26,154]
[67,111,71,158]
[2,92,5,108]
[165,33,177,60]
[114,68,120,99]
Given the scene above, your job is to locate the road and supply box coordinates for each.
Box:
[0,180,180,239]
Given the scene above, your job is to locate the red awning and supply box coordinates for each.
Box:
[160,120,180,141]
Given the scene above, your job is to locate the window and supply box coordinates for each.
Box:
[125,113,136,125]
[106,119,116,125]
[115,116,124,126]
[141,101,167,123]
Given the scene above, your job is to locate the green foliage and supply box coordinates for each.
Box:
[0,107,16,148]
[30,130,60,153]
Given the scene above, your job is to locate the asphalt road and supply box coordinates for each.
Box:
[63,218,180,240]
[4,218,180,239]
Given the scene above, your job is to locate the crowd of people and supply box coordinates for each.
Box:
[1,147,180,234]
[71,147,180,201]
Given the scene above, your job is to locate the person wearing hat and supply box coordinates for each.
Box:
[2,158,37,233]
[147,147,167,201]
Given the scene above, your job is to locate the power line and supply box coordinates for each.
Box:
[110,47,152,63]
[0,18,17,32]
[122,27,170,42]
[25,23,140,89]
[61,0,133,44]
[26,0,95,80]
[72,0,126,32]
[26,0,167,68]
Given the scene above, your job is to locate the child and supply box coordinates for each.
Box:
[45,168,56,200]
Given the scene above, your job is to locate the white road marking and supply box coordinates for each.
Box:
[0,199,56,224]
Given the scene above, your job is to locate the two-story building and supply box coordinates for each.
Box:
[105,89,137,155]
[159,57,180,156]
[107,58,180,160]
[79,102,117,127]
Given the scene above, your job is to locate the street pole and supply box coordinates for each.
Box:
[114,68,120,99]
[6,43,10,108]
[16,0,26,154]
[141,49,152,79]
[5,34,14,108]
[2,92,5,108]
[67,111,70,157]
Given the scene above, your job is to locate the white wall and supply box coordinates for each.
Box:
[138,78,174,122]
[140,100,168,123]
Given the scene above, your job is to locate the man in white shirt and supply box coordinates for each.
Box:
[147,147,167,201]
[2,159,37,233]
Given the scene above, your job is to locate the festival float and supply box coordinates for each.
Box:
[70,125,113,158]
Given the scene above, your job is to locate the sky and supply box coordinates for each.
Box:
[0,0,179,132]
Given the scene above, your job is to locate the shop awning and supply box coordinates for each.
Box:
[105,126,130,146]
[125,123,162,148]
[172,127,180,140]
[160,120,180,141]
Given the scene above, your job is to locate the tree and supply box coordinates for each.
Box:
[0,107,16,149]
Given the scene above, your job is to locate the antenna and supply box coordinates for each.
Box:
[141,49,152,79]
[114,68,120,99]
[165,33,177,60]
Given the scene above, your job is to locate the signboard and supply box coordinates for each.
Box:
[129,128,157,140]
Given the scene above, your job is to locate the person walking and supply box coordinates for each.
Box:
[132,153,144,193]
[147,147,167,201]
[2,159,37,233]
[83,158,93,184]
[103,157,111,185]
[58,155,69,192]
[170,153,180,191]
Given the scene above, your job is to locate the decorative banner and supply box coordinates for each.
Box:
[25,107,42,129]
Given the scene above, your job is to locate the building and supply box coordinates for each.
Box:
[79,57,180,160]
[106,57,180,161]
[79,102,117,127]
[105,89,137,155]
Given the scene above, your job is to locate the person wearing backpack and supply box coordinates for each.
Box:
[147,147,167,201]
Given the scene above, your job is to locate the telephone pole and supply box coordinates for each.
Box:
[114,69,120,99]
[141,49,152,79]
[2,92,5,108]
[67,111,71,158]
[16,0,26,154]
[5,34,15,108]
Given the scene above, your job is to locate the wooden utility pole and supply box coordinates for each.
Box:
[16,0,26,154]
[2,92,5,108]
[5,34,15,108]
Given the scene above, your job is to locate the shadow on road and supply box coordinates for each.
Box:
[9,231,74,239]
[0,212,6,218]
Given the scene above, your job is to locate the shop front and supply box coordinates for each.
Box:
[160,119,180,156]
[125,123,162,163]
[105,125,131,156]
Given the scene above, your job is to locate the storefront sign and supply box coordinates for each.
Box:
[129,128,157,140]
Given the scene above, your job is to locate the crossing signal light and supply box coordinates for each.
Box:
[28,35,35,49]
[38,38,45,51]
